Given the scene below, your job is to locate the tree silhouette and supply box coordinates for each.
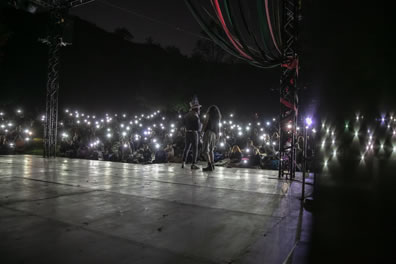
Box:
[113,27,134,41]
[191,23,235,63]
[0,24,12,65]
[165,45,182,57]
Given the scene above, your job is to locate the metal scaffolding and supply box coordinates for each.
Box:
[278,0,300,179]
[43,9,62,158]
[8,0,95,157]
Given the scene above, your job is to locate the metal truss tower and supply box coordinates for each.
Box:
[278,0,300,179]
[8,0,94,157]
[43,8,63,157]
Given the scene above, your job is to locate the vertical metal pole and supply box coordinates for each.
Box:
[301,126,307,200]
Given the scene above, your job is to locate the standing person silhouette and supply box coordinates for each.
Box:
[181,96,202,170]
[202,105,222,171]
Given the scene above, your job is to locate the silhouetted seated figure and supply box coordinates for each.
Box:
[227,145,242,167]
[249,148,262,168]
[153,148,167,163]
[138,144,152,164]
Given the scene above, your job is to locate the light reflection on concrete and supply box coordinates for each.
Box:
[0,155,312,263]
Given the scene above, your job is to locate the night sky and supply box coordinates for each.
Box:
[70,0,393,114]
[1,0,393,117]
[70,0,203,55]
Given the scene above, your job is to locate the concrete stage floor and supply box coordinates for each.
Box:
[0,155,312,264]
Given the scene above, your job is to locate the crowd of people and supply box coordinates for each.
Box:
[0,101,285,170]
[2,101,393,172]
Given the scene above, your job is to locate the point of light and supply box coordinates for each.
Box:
[220,142,225,147]
[305,117,313,126]
[107,133,112,138]
[266,121,270,126]
[122,132,127,136]
[243,160,248,164]
[155,144,160,149]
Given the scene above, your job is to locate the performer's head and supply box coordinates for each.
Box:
[189,95,202,114]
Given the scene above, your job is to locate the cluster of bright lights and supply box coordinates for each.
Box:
[53,109,286,154]
[3,106,396,166]
[321,112,396,167]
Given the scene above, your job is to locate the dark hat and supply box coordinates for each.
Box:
[189,95,202,109]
